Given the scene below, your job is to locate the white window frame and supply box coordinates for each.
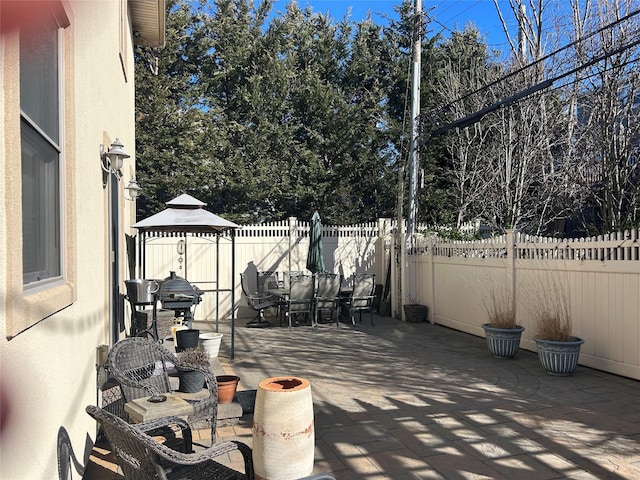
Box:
[20,21,65,292]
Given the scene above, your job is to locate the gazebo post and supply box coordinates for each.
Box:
[231,230,236,359]
[215,234,220,333]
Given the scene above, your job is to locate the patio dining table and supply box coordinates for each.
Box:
[265,287,289,326]
[266,287,289,299]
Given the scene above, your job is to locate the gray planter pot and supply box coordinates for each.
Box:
[177,368,205,393]
[481,324,525,359]
[534,337,585,376]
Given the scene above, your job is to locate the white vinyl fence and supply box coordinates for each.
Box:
[405,228,640,380]
[138,219,639,380]
[140,217,391,323]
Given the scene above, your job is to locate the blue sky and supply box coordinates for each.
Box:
[270,0,519,53]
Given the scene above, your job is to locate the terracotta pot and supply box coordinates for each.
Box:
[252,376,314,480]
[216,375,239,404]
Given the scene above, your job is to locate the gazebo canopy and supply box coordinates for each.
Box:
[132,194,239,233]
[130,193,240,357]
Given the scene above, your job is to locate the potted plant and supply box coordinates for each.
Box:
[481,283,525,359]
[175,348,210,393]
[531,277,584,376]
[403,296,428,323]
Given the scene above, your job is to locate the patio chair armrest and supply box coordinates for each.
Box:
[138,415,193,452]
[148,436,254,474]
[315,295,339,301]
[137,415,190,433]
[248,292,278,302]
[349,294,375,302]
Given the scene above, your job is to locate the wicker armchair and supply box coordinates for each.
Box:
[86,405,254,480]
[106,337,218,441]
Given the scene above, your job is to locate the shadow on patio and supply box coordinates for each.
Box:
[84,313,640,479]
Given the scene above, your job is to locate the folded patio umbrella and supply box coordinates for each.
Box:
[306,211,325,274]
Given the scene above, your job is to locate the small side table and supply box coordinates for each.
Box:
[124,393,194,423]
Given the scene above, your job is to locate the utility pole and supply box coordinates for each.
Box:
[407,0,422,242]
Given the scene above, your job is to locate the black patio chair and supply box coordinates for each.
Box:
[284,275,315,330]
[240,272,278,328]
[257,271,279,295]
[314,273,342,327]
[341,273,376,326]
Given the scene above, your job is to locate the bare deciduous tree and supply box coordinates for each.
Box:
[566,0,640,233]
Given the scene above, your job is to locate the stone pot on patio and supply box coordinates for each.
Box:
[482,324,525,359]
[252,376,314,480]
[534,337,585,376]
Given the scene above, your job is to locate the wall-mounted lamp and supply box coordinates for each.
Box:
[124,177,142,201]
[100,138,130,187]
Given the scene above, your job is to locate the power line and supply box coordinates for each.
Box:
[437,6,640,116]
[428,7,640,135]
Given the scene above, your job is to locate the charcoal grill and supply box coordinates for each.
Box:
[158,271,203,329]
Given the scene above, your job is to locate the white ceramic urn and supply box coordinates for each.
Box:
[252,376,314,480]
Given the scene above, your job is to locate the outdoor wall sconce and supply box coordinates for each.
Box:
[100,138,130,187]
[124,177,142,201]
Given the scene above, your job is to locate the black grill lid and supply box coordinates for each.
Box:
[159,272,202,308]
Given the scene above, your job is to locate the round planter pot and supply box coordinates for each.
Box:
[175,329,200,352]
[252,376,314,480]
[534,337,585,376]
[482,324,525,359]
[216,375,239,404]
[199,332,224,358]
[177,369,205,393]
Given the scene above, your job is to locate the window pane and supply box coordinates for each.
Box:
[22,120,61,284]
[20,12,59,142]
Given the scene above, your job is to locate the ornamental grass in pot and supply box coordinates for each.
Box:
[481,280,525,359]
[530,276,584,376]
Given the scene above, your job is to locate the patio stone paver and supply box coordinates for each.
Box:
[84,313,640,479]
[209,313,640,480]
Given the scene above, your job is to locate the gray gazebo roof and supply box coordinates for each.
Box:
[132,194,239,233]
[131,193,240,358]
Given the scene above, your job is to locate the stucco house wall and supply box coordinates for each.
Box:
[0,2,163,478]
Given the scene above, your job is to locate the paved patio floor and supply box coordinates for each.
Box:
[85,313,640,479]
